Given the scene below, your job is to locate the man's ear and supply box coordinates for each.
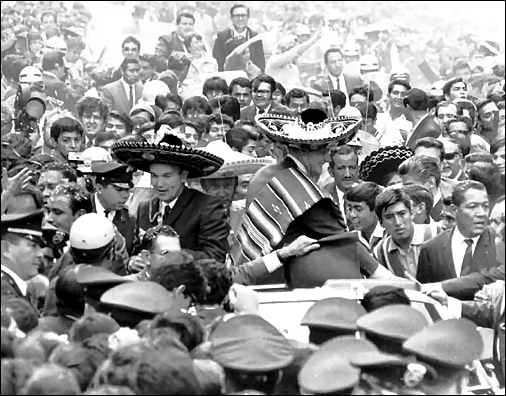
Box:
[181,169,189,181]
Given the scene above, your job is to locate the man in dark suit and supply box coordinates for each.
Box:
[308,48,362,100]
[403,88,442,150]
[100,58,143,115]
[417,180,500,284]
[41,51,76,113]
[91,162,136,255]
[239,74,294,121]
[212,4,265,73]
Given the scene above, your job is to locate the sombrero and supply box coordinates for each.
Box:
[110,140,224,178]
[199,141,275,179]
[255,108,361,149]
[359,146,413,186]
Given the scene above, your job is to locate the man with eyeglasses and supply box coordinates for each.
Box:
[434,101,458,132]
[440,137,466,182]
[212,4,265,73]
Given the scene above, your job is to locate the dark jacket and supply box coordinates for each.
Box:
[239,102,294,122]
[442,264,505,300]
[212,27,265,72]
[405,114,442,150]
[135,187,230,262]
[155,32,192,77]
[309,73,363,97]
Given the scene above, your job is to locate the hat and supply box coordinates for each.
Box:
[75,264,131,306]
[254,108,361,149]
[360,54,379,72]
[111,140,224,178]
[62,25,85,37]
[343,42,361,57]
[300,297,366,332]
[129,103,156,121]
[403,318,483,368]
[140,80,170,106]
[403,88,428,111]
[210,314,295,371]
[390,66,410,83]
[199,141,274,179]
[356,304,429,343]
[19,66,43,84]
[359,145,413,186]
[77,147,112,173]
[92,161,134,188]
[298,336,376,394]
[69,214,115,263]
[44,36,67,53]
[1,209,44,245]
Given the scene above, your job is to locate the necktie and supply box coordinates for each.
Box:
[104,210,110,219]
[129,84,134,109]
[163,205,171,220]
[461,239,474,275]
[258,108,265,115]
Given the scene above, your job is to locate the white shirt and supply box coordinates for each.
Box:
[256,103,272,116]
[1,264,27,296]
[451,226,480,277]
[95,194,115,222]
[334,185,347,224]
[328,73,349,103]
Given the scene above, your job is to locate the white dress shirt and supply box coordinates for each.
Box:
[95,194,115,222]
[451,226,480,277]
[121,78,134,104]
[334,185,347,224]
[1,264,27,296]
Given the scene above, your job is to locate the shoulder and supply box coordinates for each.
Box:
[102,80,119,91]
[216,28,232,38]
[423,228,452,249]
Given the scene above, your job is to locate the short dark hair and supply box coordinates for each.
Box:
[107,110,133,135]
[202,77,229,97]
[452,180,487,207]
[205,113,234,132]
[195,259,233,306]
[120,58,139,71]
[387,79,411,94]
[361,286,410,312]
[94,131,117,146]
[375,188,412,221]
[434,100,458,117]
[251,74,277,93]
[323,89,347,110]
[230,4,250,17]
[402,184,434,216]
[41,162,78,182]
[398,155,441,187]
[350,85,374,102]
[329,145,357,169]
[454,99,478,125]
[414,137,445,162]
[324,48,343,65]
[356,102,378,120]
[490,138,505,155]
[182,96,212,117]
[225,127,256,152]
[453,60,471,74]
[41,51,65,71]
[183,33,203,50]
[468,162,502,196]
[209,95,241,122]
[155,112,184,133]
[50,117,84,141]
[284,88,309,106]
[443,77,467,97]
[122,36,140,51]
[2,54,29,83]
[51,182,92,215]
[155,93,183,112]
[275,81,286,96]
[229,76,251,93]
[140,225,179,252]
[176,12,195,25]
[345,181,383,212]
[77,97,109,120]
[447,116,473,134]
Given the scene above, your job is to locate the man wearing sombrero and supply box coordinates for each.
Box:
[230,108,398,285]
[111,135,230,269]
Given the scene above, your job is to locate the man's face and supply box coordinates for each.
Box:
[105,116,127,138]
[456,188,489,238]
[489,200,505,242]
[4,236,43,280]
[138,60,152,82]
[41,14,55,30]
[288,97,308,115]
[307,147,331,181]
[252,82,273,110]
[272,89,284,105]
[183,125,199,147]
[149,234,182,272]
[44,194,75,233]
[440,203,457,231]
[38,170,68,204]
[326,52,344,77]
[177,16,195,38]
[231,6,249,29]
[330,153,359,192]
[97,183,131,211]
[479,102,498,130]
[57,131,83,159]
[448,81,468,101]
[346,200,377,233]
[350,94,366,108]
[81,111,104,138]
[122,62,141,85]
[208,122,230,141]
[414,147,441,166]
[231,85,252,108]
[201,177,236,208]
[205,90,225,101]
[455,67,472,84]
[381,201,414,243]
[255,135,273,157]
[492,145,505,176]
[389,84,409,109]
[441,140,463,179]
[234,174,252,201]
[436,104,458,129]
[240,139,257,157]
[447,121,471,147]
[150,163,186,203]
[122,42,139,60]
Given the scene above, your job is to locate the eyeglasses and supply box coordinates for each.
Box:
[254,90,271,96]
[123,46,138,51]
[443,152,459,160]
[232,13,249,18]
[390,90,407,96]
[437,113,456,119]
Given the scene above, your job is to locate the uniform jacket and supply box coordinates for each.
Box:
[239,102,294,122]
[212,27,265,72]
[442,264,505,301]
[405,114,443,150]
[100,79,143,115]
[135,187,230,262]
[417,228,499,284]
[309,73,363,97]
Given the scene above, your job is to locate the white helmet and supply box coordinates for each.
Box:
[140,80,170,106]
[44,36,67,53]
[19,66,43,84]
[344,42,361,58]
[77,147,112,173]
[70,213,114,251]
[360,54,379,72]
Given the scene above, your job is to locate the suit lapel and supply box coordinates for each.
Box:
[165,187,194,225]
[469,230,490,274]
[443,229,457,278]
[117,81,129,111]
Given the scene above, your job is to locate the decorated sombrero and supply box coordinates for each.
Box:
[359,145,413,186]
[254,108,361,149]
[198,141,275,179]
[110,140,224,179]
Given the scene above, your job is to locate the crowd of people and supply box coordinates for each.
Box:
[1,1,505,395]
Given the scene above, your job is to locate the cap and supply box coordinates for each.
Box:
[129,103,156,121]
[18,66,43,84]
[294,24,310,36]
[301,297,366,332]
[41,223,69,249]
[140,80,170,106]
[62,25,85,38]
[44,36,67,53]
[91,161,134,188]
[402,88,428,111]
[360,54,379,72]
[403,318,483,368]
[210,315,295,371]
[344,42,361,57]
[1,209,44,245]
[361,286,410,312]
[77,147,112,173]
[356,304,429,343]
[69,214,115,262]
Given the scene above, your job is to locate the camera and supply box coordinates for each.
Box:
[13,84,46,136]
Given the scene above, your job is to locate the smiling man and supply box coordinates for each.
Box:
[417,180,499,283]
[76,97,109,147]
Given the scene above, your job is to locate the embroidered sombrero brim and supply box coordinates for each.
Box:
[111,141,224,178]
[200,157,275,179]
[255,113,361,148]
[359,145,413,186]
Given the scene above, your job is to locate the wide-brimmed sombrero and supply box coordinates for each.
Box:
[198,141,275,179]
[359,145,413,186]
[110,140,224,178]
[255,108,361,149]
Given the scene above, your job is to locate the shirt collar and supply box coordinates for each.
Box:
[160,198,178,213]
[387,223,426,252]
[1,264,27,295]
[453,224,481,246]
[433,189,442,206]
[257,103,271,115]
[232,26,248,39]
[95,194,113,217]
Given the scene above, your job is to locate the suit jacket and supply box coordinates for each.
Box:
[309,73,363,97]
[135,187,229,262]
[91,195,136,255]
[416,228,499,284]
[240,102,294,122]
[100,79,143,115]
[155,33,192,77]
[212,27,265,72]
[405,114,442,150]
[442,264,505,300]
